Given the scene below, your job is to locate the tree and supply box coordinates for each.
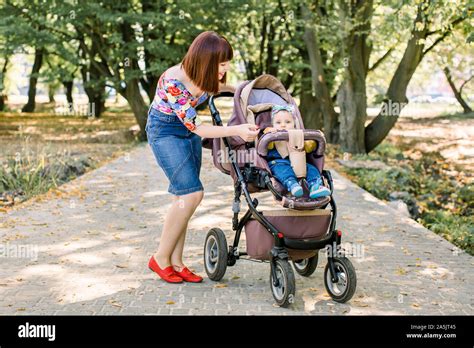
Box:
[300,2,339,141]
[43,54,78,105]
[433,28,473,114]
[0,30,12,112]
[336,0,373,152]
[443,66,472,114]
[3,0,80,113]
[0,55,8,111]
[365,1,471,152]
[2,1,49,112]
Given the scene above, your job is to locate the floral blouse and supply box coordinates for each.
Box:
[151,73,208,131]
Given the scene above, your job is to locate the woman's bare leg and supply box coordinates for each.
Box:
[170,227,187,270]
[154,190,203,268]
[171,191,203,270]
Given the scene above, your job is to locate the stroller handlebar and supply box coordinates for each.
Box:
[209,92,235,126]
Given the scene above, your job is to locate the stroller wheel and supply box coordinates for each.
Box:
[292,254,319,277]
[270,259,295,308]
[204,228,228,281]
[324,257,357,303]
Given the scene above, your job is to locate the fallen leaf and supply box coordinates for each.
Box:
[214,283,228,288]
[108,299,122,308]
[166,300,175,305]
[396,267,407,275]
[353,300,369,307]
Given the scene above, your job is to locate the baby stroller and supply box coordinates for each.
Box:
[201,74,356,307]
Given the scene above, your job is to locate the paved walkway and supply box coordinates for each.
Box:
[0,143,472,315]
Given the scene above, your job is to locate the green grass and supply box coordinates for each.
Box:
[0,144,95,201]
[423,211,473,254]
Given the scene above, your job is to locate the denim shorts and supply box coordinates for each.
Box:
[146,106,204,196]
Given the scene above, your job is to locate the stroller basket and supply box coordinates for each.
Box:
[245,208,331,260]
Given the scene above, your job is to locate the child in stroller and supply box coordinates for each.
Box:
[201,74,357,307]
[263,104,331,199]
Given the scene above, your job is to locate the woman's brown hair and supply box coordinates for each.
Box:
[181,31,233,95]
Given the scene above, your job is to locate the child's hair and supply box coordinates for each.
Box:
[271,104,295,121]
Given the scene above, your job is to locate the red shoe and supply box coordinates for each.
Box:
[148,256,183,283]
[173,266,203,283]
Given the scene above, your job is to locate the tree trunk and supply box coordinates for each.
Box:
[364,7,428,152]
[0,56,8,112]
[48,84,55,103]
[299,68,324,130]
[79,35,106,117]
[300,4,338,142]
[140,0,163,103]
[119,18,148,140]
[63,80,74,104]
[121,80,148,141]
[337,0,373,153]
[298,47,323,130]
[337,78,367,153]
[22,47,44,113]
[80,66,105,117]
[443,67,472,114]
[265,20,278,77]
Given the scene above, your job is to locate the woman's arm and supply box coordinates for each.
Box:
[194,123,259,141]
[194,83,257,140]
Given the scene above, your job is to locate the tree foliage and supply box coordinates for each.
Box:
[0,0,472,147]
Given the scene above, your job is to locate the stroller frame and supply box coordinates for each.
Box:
[203,92,357,307]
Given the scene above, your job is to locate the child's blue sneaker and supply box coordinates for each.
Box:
[309,183,331,199]
[289,182,304,198]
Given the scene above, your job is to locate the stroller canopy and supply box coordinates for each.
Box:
[236,74,304,130]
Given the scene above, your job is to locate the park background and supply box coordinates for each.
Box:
[0,0,472,256]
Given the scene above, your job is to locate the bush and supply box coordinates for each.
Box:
[338,142,473,255]
[347,167,414,200]
[423,211,474,255]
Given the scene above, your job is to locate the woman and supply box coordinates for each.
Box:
[146,31,259,283]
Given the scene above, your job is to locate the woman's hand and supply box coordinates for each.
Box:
[233,123,259,142]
